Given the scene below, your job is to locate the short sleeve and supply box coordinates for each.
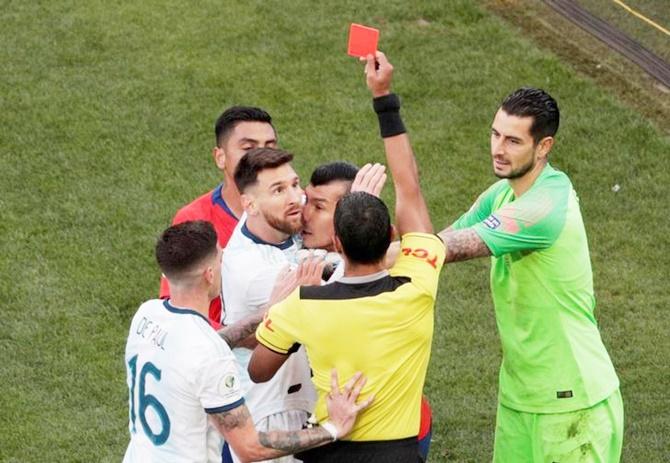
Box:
[451,181,506,230]
[472,175,570,257]
[196,353,245,414]
[255,290,301,355]
[390,233,446,297]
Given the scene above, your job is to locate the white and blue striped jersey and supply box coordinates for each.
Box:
[221,219,316,425]
[123,299,243,463]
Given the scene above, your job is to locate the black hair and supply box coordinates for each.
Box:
[501,87,560,144]
[334,192,391,265]
[309,161,358,187]
[234,147,294,193]
[214,106,273,147]
[155,221,218,280]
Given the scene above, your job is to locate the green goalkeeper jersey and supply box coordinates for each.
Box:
[452,164,619,413]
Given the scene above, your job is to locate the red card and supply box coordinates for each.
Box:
[347,23,379,58]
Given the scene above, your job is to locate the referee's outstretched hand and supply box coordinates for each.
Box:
[326,370,374,439]
[364,51,393,98]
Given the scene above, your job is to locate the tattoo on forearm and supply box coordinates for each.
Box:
[213,406,252,430]
[440,228,492,262]
[218,312,264,348]
[258,426,331,454]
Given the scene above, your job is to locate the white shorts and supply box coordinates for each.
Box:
[230,409,310,463]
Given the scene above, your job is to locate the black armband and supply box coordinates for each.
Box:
[372,93,406,138]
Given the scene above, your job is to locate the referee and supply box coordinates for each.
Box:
[249,51,444,462]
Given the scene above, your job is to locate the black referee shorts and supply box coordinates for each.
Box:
[296,436,420,463]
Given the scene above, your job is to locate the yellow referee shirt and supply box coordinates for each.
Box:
[256,233,445,441]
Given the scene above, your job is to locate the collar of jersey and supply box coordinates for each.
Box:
[211,183,238,220]
[338,269,389,284]
[241,222,295,250]
[510,163,556,199]
[163,299,209,324]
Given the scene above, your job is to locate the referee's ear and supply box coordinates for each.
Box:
[389,224,397,242]
[332,234,344,255]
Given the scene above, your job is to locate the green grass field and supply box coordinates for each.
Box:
[1,0,669,461]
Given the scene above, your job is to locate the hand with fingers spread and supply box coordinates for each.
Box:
[325,369,374,439]
[295,253,327,286]
[351,163,387,198]
[266,264,299,309]
[363,51,394,97]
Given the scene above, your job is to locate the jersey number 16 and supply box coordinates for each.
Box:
[127,354,171,445]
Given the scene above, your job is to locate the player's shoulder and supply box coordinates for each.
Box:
[225,222,296,264]
[132,298,166,322]
[163,301,233,356]
[222,218,251,251]
[536,164,572,190]
[223,233,267,271]
[484,178,512,198]
[173,188,217,224]
[473,179,511,208]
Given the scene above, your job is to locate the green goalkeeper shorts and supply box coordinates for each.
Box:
[493,389,623,463]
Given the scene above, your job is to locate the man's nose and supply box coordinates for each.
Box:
[492,138,505,156]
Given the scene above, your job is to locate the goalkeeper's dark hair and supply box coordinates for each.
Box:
[334,192,391,265]
[155,221,218,281]
[214,106,274,147]
[501,87,560,144]
[310,161,359,189]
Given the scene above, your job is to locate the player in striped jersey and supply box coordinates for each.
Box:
[124,220,371,462]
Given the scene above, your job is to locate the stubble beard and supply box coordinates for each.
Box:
[494,156,536,180]
[265,211,302,236]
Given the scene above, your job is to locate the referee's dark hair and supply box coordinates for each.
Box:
[334,192,391,265]
[309,161,358,188]
[501,87,559,144]
[214,106,275,147]
[155,220,218,281]
[234,147,294,193]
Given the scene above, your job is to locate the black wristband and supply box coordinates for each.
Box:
[372,93,406,138]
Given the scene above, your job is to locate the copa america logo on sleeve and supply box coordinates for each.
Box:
[483,215,501,230]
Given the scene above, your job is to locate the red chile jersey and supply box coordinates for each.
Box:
[159,184,239,328]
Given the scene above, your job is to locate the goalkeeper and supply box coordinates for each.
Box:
[438,87,623,462]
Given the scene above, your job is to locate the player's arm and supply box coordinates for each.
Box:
[365,51,432,236]
[218,311,266,349]
[210,371,372,462]
[438,226,492,263]
[248,343,290,383]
